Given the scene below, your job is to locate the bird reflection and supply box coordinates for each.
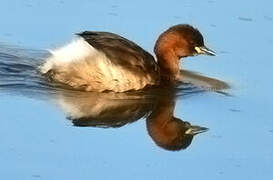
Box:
[53,87,208,151]
[146,95,208,151]
[0,46,229,151]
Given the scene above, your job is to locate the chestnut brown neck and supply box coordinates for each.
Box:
[154,32,188,82]
[146,98,176,145]
[156,52,180,81]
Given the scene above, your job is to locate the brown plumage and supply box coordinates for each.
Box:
[40,24,216,92]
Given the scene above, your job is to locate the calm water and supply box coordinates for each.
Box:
[1,0,273,179]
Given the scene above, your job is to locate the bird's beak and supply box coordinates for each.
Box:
[195,46,216,56]
[185,125,209,135]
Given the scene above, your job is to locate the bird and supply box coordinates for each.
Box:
[39,24,216,92]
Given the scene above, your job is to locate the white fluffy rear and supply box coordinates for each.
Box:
[40,37,96,73]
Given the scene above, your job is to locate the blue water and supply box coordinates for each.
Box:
[1,0,273,179]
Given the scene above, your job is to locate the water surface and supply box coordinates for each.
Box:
[1,0,273,179]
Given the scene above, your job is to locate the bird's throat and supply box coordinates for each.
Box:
[157,56,180,82]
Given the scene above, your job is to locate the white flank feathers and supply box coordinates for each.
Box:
[40,37,96,73]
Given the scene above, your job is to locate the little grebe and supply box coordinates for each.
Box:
[40,24,215,92]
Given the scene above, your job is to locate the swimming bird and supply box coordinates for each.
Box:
[40,24,216,92]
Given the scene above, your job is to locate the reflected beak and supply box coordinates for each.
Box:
[185,125,209,135]
[195,46,216,56]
